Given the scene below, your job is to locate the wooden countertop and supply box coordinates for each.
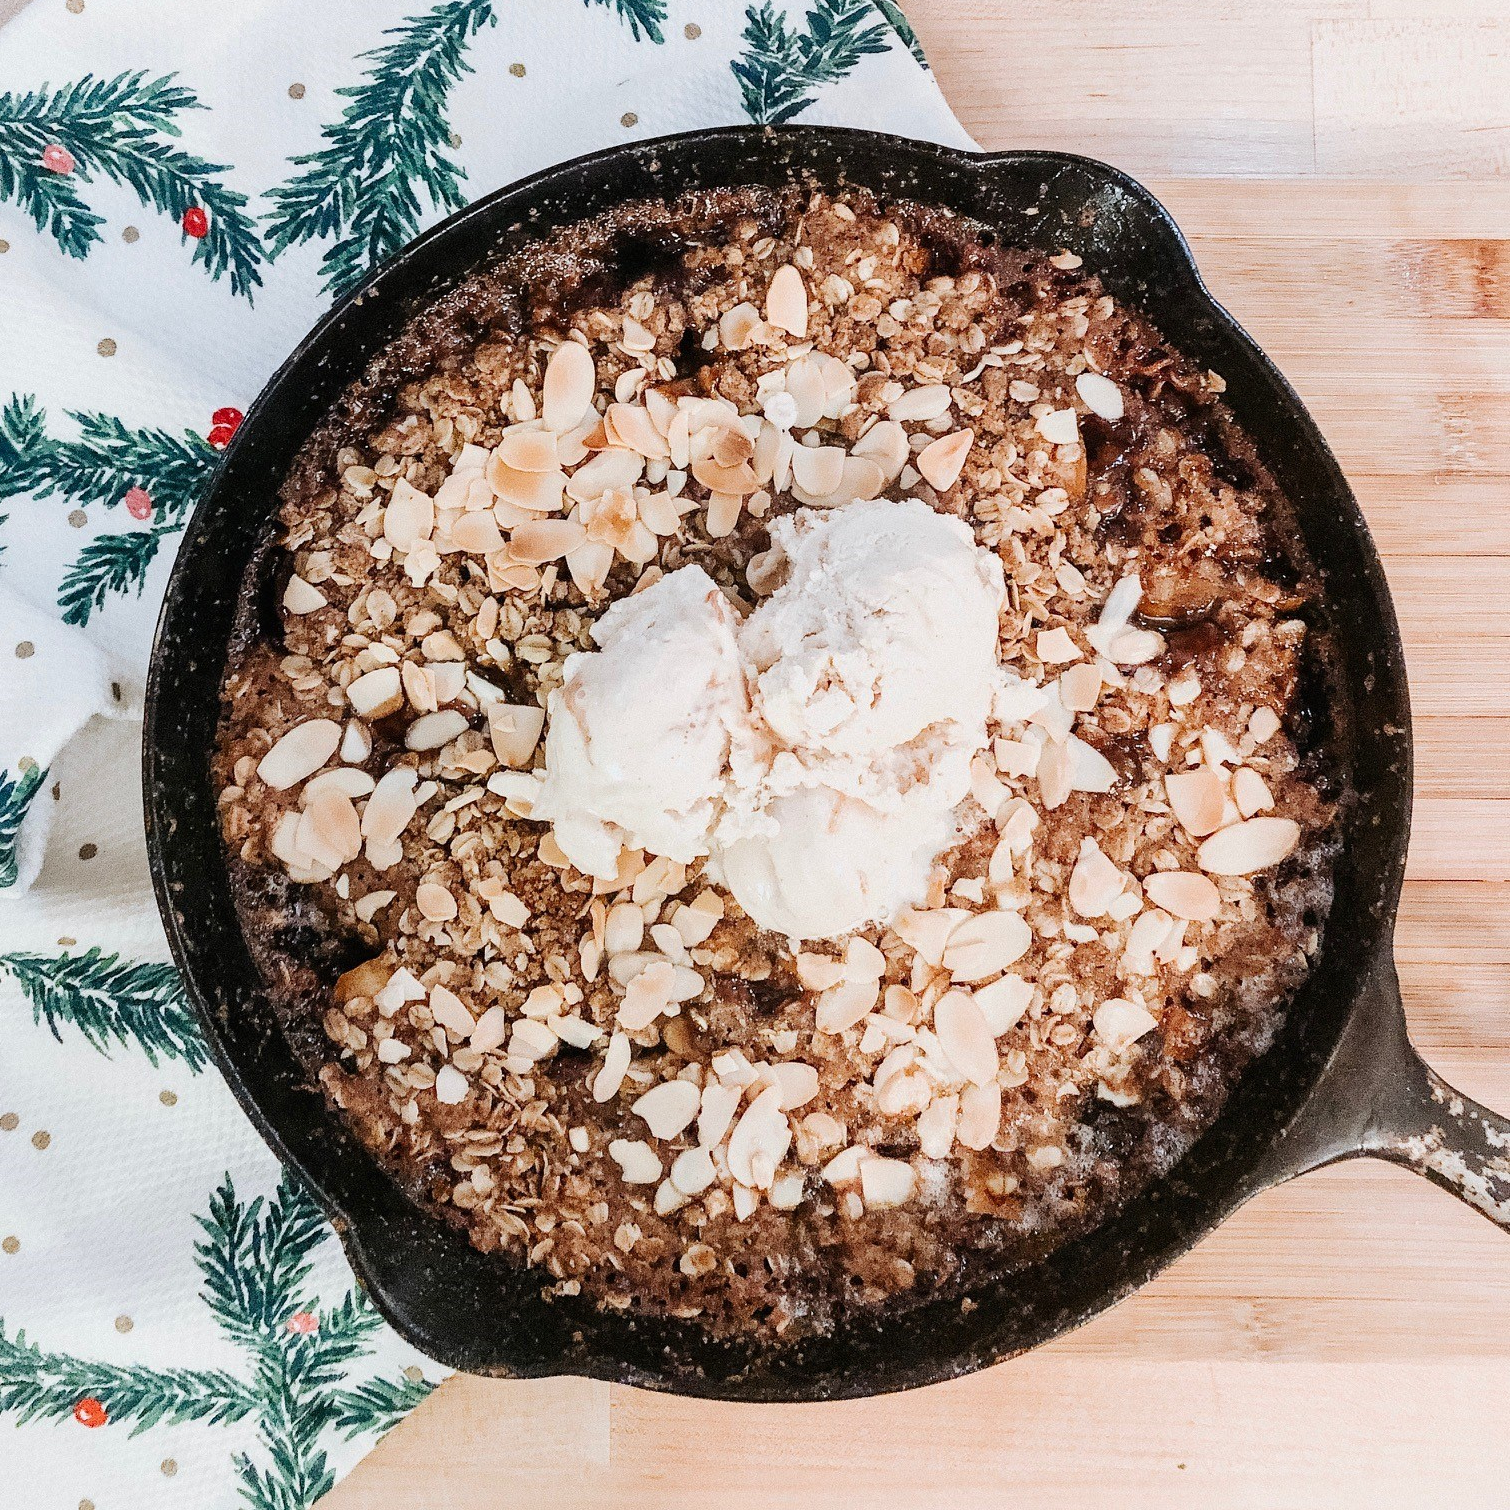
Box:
[330,5,1510,1504]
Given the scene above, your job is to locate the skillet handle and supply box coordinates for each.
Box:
[1269,949,1510,1231]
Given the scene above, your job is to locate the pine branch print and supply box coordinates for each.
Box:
[873,0,927,67]
[329,1373,437,1440]
[0,946,208,1069]
[0,72,264,297]
[0,1321,257,1434]
[264,0,497,302]
[56,523,173,625]
[732,0,894,125]
[584,0,667,44]
[0,762,46,890]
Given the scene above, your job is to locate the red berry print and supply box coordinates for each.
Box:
[286,1310,318,1335]
[182,207,209,239]
[207,425,236,450]
[212,407,244,431]
[73,1397,108,1428]
[41,144,75,174]
[124,486,153,521]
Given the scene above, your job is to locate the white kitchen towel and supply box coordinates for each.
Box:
[0,2,969,1505]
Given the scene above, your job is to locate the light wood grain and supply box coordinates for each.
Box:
[0,0,1472,1500]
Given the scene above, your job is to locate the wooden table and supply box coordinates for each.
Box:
[328,5,1510,1504]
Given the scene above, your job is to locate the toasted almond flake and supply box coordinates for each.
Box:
[1168,670,1202,707]
[852,419,909,480]
[257,719,341,790]
[509,1017,559,1063]
[429,984,475,1036]
[606,403,669,459]
[1232,766,1275,817]
[957,1081,1002,1149]
[1068,836,1125,918]
[893,906,970,966]
[542,341,596,433]
[973,974,1033,1035]
[860,1156,915,1208]
[495,426,559,472]
[405,709,468,751]
[843,937,886,982]
[727,1085,790,1190]
[1035,626,1081,665]
[934,991,999,1086]
[1122,909,1176,975]
[303,766,375,804]
[433,1064,469,1104]
[1143,870,1221,921]
[353,889,395,924]
[401,660,437,713]
[1165,767,1226,837]
[790,443,845,497]
[591,1030,632,1103]
[719,301,763,351]
[489,459,567,514]
[1036,408,1080,446]
[942,911,1032,981]
[376,1037,410,1064]
[1106,627,1165,665]
[605,901,646,956]
[383,478,434,552]
[917,1095,958,1158]
[283,574,327,614]
[1249,705,1282,744]
[815,977,879,1033]
[1075,371,1125,421]
[1094,998,1159,1054]
[1059,662,1103,711]
[340,720,371,764]
[361,768,419,846]
[888,384,952,423]
[771,1060,820,1111]
[1197,816,1301,876]
[796,952,846,991]
[620,316,655,353]
[618,959,676,1030]
[916,428,973,491]
[770,1172,806,1211]
[670,1145,717,1195]
[415,881,457,922]
[609,1138,662,1184]
[765,264,809,337]
[452,511,505,554]
[510,517,586,564]
[633,1079,702,1140]
[705,491,743,537]
[298,787,362,869]
[486,702,544,767]
[697,1080,742,1148]
[469,1004,509,1053]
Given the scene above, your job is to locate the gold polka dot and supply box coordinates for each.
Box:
[115,1314,133,1333]
[58,935,77,947]
[684,22,701,39]
[97,337,117,357]
[288,82,306,100]
[403,1364,424,1383]
[80,1501,96,1510]
[78,842,98,861]
[0,239,10,254]
[448,131,462,149]
[509,61,526,77]
[15,641,34,659]
[17,755,36,774]
[122,225,139,244]
[2,1236,19,1255]
[66,0,85,11]
[620,112,638,128]
[160,1458,178,1477]
[68,508,88,527]
[160,1089,178,1107]
[30,1130,50,1151]
[0,1113,18,1132]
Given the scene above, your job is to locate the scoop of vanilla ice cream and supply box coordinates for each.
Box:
[531,566,750,879]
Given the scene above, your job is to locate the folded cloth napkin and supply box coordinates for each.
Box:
[0,1,969,1504]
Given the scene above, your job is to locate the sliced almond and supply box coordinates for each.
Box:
[893,906,970,967]
[1197,816,1301,876]
[941,911,1032,982]
[415,881,457,922]
[973,973,1032,1035]
[429,984,475,1036]
[859,1156,916,1208]
[282,574,327,615]
[790,443,845,497]
[382,478,434,552]
[727,1084,791,1190]
[256,719,341,791]
[347,667,403,720]
[1094,998,1158,1054]
[1068,837,1124,918]
[488,459,566,513]
[1035,408,1080,446]
[495,426,559,473]
[852,419,909,480]
[1075,371,1125,421]
[691,455,758,495]
[697,1080,742,1148]
[1143,870,1221,921]
[297,787,362,869]
[487,703,544,768]
[888,384,952,423]
[815,978,879,1033]
[1165,767,1226,837]
[542,341,596,433]
[1249,706,1282,744]
[510,517,586,564]
[796,951,846,992]
[405,709,468,751]
[632,1079,702,1140]
[934,991,999,1086]
[605,403,670,460]
[917,1095,959,1158]
[957,1081,1002,1150]
[361,767,418,846]
[1036,626,1081,665]
[433,1064,469,1105]
[1059,662,1103,711]
[608,1138,662,1184]
[771,1060,820,1111]
[719,301,763,351]
[469,1004,509,1053]
[592,1031,632,1102]
[670,1145,717,1195]
[765,264,809,338]
[618,959,677,1030]
[916,428,973,491]
[1232,766,1275,817]
[451,511,505,555]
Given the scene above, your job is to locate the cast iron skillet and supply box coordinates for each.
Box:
[144,126,1510,1398]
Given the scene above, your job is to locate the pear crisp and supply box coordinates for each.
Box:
[214,185,1341,1338]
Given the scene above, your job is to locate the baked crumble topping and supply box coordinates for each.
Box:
[214,186,1340,1337]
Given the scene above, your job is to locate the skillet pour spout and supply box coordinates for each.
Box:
[145,126,1510,1394]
